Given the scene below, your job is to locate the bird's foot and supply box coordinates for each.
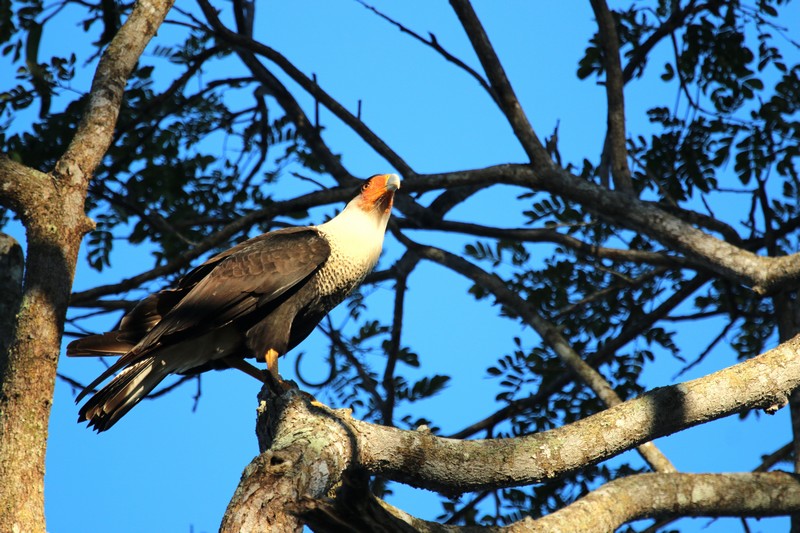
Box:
[264,371,296,396]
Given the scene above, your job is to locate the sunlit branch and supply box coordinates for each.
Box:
[342,333,800,491]
[448,272,708,439]
[521,473,800,533]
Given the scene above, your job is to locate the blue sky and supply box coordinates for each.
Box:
[3,1,799,531]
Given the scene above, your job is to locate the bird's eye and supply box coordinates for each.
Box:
[361,182,370,192]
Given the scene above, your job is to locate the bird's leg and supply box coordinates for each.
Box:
[223,356,266,383]
[265,348,280,381]
[264,348,292,393]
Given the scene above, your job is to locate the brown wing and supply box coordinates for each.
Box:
[74,227,330,401]
[141,227,330,340]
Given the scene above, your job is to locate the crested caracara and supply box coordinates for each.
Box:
[68,174,400,431]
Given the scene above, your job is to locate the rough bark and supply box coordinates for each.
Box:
[225,334,800,530]
[0,1,174,531]
[0,158,93,533]
[0,234,23,358]
[351,333,800,493]
[220,389,354,532]
[298,472,800,532]
[512,472,800,532]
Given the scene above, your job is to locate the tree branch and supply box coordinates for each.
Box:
[401,217,690,268]
[230,343,800,529]
[0,1,175,531]
[516,472,800,532]
[0,234,23,358]
[589,0,634,194]
[349,332,800,493]
[448,0,551,168]
[397,234,676,473]
[406,166,800,294]
[57,0,176,183]
[355,0,498,107]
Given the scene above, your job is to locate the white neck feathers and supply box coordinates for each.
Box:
[316,198,391,270]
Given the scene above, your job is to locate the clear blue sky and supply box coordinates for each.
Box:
[3,1,797,531]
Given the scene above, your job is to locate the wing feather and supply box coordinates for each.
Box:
[133,227,329,352]
[74,227,329,402]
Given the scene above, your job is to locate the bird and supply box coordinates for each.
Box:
[68,173,401,431]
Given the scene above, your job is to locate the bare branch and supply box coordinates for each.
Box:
[197,0,416,179]
[448,0,551,167]
[398,234,676,473]
[349,333,800,493]
[403,218,690,268]
[516,472,800,532]
[355,0,498,105]
[589,0,634,194]
[406,166,800,294]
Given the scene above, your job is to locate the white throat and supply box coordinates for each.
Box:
[316,198,391,272]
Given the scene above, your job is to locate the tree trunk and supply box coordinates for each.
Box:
[0,1,174,529]
[0,194,89,533]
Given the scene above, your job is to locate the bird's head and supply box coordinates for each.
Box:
[319,174,400,240]
[317,174,400,266]
[356,173,401,216]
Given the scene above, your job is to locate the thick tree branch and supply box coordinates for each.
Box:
[220,389,354,532]
[0,157,53,222]
[0,2,174,532]
[514,472,800,532]
[296,470,800,532]
[0,234,23,358]
[231,342,800,529]
[345,333,800,493]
